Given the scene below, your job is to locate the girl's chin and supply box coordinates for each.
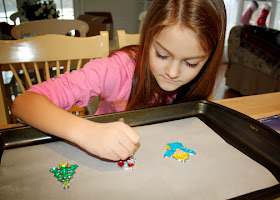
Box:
[158,83,180,92]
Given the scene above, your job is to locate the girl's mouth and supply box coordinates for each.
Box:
[162,76,178,83]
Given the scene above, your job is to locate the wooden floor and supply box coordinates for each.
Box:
[212,62,241,100]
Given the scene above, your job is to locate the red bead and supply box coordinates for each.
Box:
[128,163,134,167]
[118,161,124,167]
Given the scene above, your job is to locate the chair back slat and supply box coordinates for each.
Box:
[44,62,51,80]
[34,63,42,84]
[9,64,26,93]
[0,34,109,64]
[76,59,82,71]
[21,63,33,89]
[66,60,71,72]
[56,61,60,77]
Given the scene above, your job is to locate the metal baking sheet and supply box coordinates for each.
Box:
[0,100,279,199]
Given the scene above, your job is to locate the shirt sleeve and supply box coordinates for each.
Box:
[27,52,135,111]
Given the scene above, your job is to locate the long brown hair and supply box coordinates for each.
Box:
[116,0,226,110]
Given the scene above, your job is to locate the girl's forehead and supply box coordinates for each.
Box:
[153,25,207,57]
[156,24,197,41]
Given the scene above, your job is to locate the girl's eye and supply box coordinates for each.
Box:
[185,61,198,68]
[156,51,168,60]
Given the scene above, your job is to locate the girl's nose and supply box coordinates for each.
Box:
[165,62,180,79]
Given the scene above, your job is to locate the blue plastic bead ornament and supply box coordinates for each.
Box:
[164,142,196,163]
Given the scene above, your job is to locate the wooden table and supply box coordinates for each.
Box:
[215,92,280,119]
[1,92,279,130]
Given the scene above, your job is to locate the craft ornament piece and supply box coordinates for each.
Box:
[164,142,196,163]
[50,163,78,189]
[118,156,136,170]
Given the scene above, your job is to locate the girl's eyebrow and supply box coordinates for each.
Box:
[155,41,206,60]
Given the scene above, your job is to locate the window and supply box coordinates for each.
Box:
[0,0,74,25]
[54,0,74,19]
[0,0,17,24]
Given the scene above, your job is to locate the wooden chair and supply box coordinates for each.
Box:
[116,30,140,49]
[0,31,109,125]
[11,19,89,39]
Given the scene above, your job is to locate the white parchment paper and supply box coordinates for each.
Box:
[0,117,278,200]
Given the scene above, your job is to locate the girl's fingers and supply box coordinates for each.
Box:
[107,153,121,161]
[113,143,131,160]
[125,127,140,145]
[118,134,137,155]
[118,119,140,145]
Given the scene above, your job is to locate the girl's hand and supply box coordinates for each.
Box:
[11,92,139,161]
[74,119,140,161]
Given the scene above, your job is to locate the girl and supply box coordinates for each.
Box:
[12,0,227,161]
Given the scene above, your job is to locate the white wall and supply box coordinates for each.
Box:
[82,0,143,37]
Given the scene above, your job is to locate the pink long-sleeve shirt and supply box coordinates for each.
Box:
[27,52,135,115]
[27,51,175,115]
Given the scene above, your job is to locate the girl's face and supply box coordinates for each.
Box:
[149,25,210,92]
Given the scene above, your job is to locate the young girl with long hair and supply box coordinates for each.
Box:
[12,0,227,161]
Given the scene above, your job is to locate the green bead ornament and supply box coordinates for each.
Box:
[50,163,78,189]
